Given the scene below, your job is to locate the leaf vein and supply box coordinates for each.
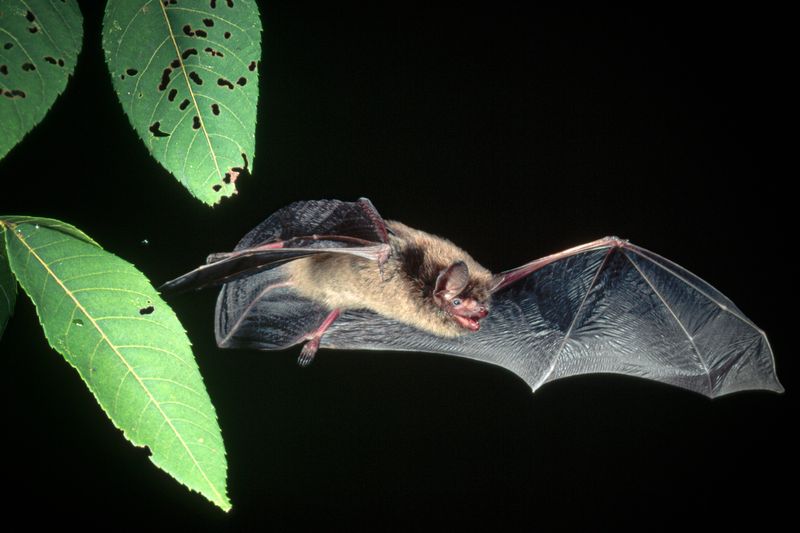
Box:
[140,377,204,398]
[93,315,183,336]
[7,229,219,503]
[71,286,153,300]
[159,400,214,423]
[112,368,133,416]
[60,269,142,284]
[168,417,223,441]
[159,1,224,186]
[116,344,192,368]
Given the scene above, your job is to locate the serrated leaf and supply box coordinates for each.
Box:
[0,229,16,337]
[0,217,230,511]
[102,0,262,205]
[0,0,83,160]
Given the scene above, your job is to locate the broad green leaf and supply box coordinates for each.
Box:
[0,227,16,337]
[1,217,230,511]
[103,0,262,205]
[0,0,83,160]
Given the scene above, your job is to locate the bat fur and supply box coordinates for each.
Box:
[286,220,493,338]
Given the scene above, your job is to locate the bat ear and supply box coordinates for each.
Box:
[434,261,470,301]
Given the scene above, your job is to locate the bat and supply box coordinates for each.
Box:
[162,198,783,398]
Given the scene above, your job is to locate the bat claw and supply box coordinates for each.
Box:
[298,339,319,367]
[297,308,341,367]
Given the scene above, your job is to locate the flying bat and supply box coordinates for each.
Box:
[162,198,782,397]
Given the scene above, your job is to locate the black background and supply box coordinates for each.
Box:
[1,2,793,529]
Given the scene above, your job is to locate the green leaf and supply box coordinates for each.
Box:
[0,0,83,160]
[102,0,262,205]
[0,227,16,337]
[0,217,230,511]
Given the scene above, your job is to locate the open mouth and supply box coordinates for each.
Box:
[454,315,481,331]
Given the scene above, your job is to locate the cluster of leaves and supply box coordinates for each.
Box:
[1,0,264,511]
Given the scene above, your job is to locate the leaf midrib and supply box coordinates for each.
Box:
[7,224,225,505]
[157,0,223,184]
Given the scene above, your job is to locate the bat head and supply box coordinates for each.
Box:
[433,261,490,331]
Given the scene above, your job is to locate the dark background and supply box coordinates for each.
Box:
[1,2,793,529]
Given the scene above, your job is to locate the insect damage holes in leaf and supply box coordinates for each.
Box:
[158,67,172,91]
[182,25,208,38]
[221,153,248,185]
[102,0,261,205]
[26,10,39,34]
[120,68,138,80]
[43,57,66,67]
[210,0,237,9]
[149,122,170,137]
[212,163,241,192]
[139,305,155,315]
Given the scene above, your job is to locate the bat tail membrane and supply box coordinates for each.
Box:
[215,265,331,351]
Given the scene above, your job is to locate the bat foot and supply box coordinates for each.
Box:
[297,308,342,367]
[298,340,319,367]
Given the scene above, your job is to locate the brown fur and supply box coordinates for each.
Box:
[286,221,494,336]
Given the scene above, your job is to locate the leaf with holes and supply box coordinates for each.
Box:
[0,0,83,160]
[0,231,16,337]
[102,0,261,205]
[0,216,230,511]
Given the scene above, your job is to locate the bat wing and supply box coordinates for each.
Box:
[213,264,332,351]
[160,198,390,293]
[320,237,782,398]
[164,199,390,350]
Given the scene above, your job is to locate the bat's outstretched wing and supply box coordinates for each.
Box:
[321,237,782,398]
[160,199,389,293]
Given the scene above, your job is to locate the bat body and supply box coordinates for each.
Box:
[287,219,494,338]
[163,199,782,397]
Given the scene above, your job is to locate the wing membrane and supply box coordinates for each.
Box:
[322,240,782,397]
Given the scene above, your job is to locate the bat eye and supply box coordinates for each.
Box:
[451,298,462,307]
